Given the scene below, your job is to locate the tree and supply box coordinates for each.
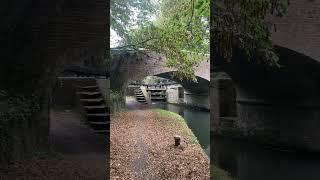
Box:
[211,0,290,66]
[111,0,289,80]
[110,0,157,40]
[142,76,173,84]
[118,0,210,81]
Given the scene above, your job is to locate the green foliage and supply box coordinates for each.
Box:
[210,164,234,180]
[142,76,170,84]
[0,91,40,163]
[110,89,122,103]
[155,108,199,144]
[211,0,290,66]
[110,0,157,40]
[111,0,209,81]
[155,108,183,120]
[110,89,125,112]
[0,91,39,124]
[125,0,209,81]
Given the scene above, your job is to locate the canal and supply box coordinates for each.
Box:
[151,102,210,156]
[212,135,320,180]
[152,102,320,180]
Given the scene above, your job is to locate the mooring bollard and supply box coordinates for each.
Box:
[174,135,181,146]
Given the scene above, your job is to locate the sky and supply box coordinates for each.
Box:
[110,29,122,48]
[110,0,159,48]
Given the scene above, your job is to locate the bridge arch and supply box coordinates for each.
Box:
[212,44,320,151]
[270,0,320,62]
[110,49,210,82]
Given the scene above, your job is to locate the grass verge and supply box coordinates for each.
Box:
[154,108,199,145]
[211,164,234,180]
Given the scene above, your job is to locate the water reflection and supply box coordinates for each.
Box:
[151,103,320,179]
[212,136,320,180]
[151,103,210,156]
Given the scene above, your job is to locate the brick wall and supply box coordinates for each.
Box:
[271,0,320,61]
[110,50,210,84]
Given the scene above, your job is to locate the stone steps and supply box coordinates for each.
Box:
[134,87,147,104]
[84,105,109,114]
[89,121,110,131]
[80,98,105,106]
[78,85,100,91]
[137,100,147,102]
[77,91,102,98]
[76,81,110,135]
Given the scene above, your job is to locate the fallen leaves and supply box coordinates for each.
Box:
[0,158,101,180]
[110,109,210,180]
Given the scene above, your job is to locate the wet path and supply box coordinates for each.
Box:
[49,109,108,179]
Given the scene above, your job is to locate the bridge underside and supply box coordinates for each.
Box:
[155,72,209,94]
[110,50,210,109]
[212,46,320,152]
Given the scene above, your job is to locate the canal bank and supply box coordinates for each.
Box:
[154,101,320,180]
[151,102,210,156]
[110,97,209,179]
[151,102,236,180]
[211,135,320,180]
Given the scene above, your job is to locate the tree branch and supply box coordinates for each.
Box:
[112,37,158,49]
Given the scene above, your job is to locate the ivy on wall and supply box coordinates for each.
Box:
[0,90,40,164]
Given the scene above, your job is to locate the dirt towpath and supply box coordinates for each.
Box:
[110,97,209,179]
[49,109,108,179]
[0,109,109,180]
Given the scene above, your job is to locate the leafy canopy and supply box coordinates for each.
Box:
[111,0,290,80]
[120,0,210,81]
[110,0,157,40]
[211,0,290,66]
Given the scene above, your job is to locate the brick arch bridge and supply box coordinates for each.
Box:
[110,49,210,109]
[212,0,320,152]
[271,0,320,63]
[110,49,210,83]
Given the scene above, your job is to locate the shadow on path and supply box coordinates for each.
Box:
[49,109,108,179]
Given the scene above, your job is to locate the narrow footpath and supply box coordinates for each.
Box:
[110,97,209,180]
[49,108,108,179]
[0,109,109,180]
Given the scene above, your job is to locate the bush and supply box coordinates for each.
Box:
[110,90,125,113]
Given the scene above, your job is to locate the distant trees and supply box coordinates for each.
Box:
[142,76,173,85]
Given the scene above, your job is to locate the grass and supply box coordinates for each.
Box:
[154,108,199,144]
[211,164,234,180]
[155,108,184,121]
[155,108,233,180]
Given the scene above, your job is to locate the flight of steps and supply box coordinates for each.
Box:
[77,81,110,135]
[134,87,148,104]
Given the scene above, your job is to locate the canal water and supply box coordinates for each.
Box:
[151,102,210,156]
[152,102,320,180]
[212,135,320,180]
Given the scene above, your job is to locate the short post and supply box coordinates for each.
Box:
[174,135,181,146]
